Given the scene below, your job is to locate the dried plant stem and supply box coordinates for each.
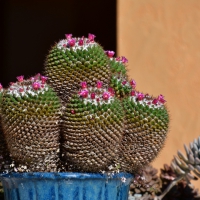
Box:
[154,175,184,200]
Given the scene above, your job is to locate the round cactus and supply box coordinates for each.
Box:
[61,81,124,172]
[44,34,111,103]
[1,75,61,172]
[116,91,169,173]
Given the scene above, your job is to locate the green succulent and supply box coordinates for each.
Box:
[116,92,169,173]
[61,81,124,172]
[44,34,111,103]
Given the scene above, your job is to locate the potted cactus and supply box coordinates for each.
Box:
[0,34,169,200]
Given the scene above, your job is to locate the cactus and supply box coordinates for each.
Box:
[117,91,169,173]
[61,81,124,172]
[109,56,133,98]
[1,75,61,172]
[44,34,111,103]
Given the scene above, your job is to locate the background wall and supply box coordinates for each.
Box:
[1,0,116,87]
[118,0,200,188]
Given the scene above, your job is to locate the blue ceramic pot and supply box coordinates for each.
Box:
[0,172,133,200]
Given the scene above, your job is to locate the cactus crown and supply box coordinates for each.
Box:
[6,74,49,97]
[57,33,97,52]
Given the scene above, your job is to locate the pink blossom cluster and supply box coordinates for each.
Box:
[78,81,114,101]
[130,90,166,105]
[0,83,3,91]
[116,56,128,64]
[8,74,48,94]
[63,33,96,48]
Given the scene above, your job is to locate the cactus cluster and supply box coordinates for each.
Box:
[0,33,169,173]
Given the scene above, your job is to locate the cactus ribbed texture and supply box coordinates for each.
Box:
[171,136,200,181]
[62,81,124,172]
[1,75,61,172]
[0,84,12,172]
[44,34,111,103]
[117,92,169,173]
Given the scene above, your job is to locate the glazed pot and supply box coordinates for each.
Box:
[0,172,133,200]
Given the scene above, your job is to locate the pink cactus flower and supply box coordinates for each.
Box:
[88,33,96,42]
[17,75,24,82]
[137,93,144,101]
[102,92,110,100]
[121,56,128,63]
[65,34,72,39]
[116,57,121,61]
[71,109,75,114]
[29,77,35,81]
[81,81,87,89]
[152,98,158,105]
[91,93,96,99]
[34,73,41,80]
[19,88,24,92]
[157,94,166,104]
[122,80,127,85]
[130,79,136,88]
[79,89,88,98]
[105,51,115,58]
[68,39,76,47]
[0,83,3,90]
[32,82,41,90]
[130,90,136,96]
[96,98,100,102]
[97,81,103,89]
[108,87,115,96]
[78,39,84,46]
[41,76,48,84]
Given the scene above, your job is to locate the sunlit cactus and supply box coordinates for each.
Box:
[44,34,111,103]
[117,90,169,173]
[0,33,170,174]
[61,81,124,172]
[1,75,61,172]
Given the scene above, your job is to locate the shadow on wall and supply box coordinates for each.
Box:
[0,0,116,87]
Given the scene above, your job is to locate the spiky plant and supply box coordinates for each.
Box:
[1,74,61,172]
[44,34,111,103]
[117,92,169,173]
[0,83,12,172]
[109,55,134,98]
[61,81,124,172]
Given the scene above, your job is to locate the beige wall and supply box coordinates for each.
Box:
[117,0,200,188]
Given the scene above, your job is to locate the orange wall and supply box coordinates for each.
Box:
[117,0,200,188]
